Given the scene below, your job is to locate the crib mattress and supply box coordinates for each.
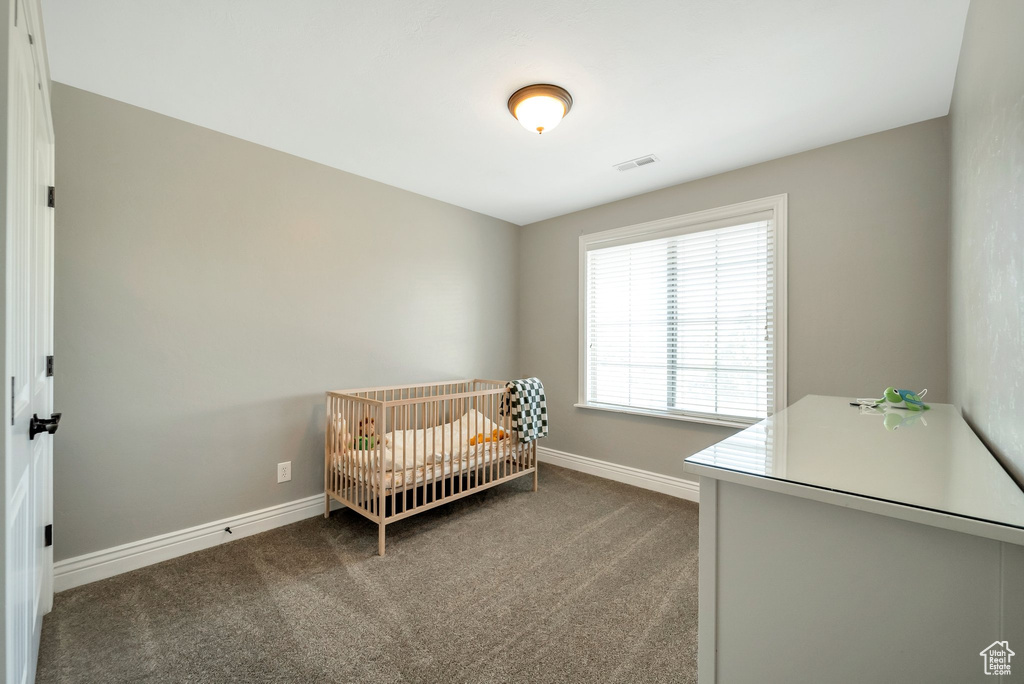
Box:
[331,442,524,492]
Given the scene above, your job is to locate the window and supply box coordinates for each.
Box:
[577,195,787,428]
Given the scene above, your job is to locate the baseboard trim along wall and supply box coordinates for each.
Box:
[537,446,700,503]
[53,494,343,592]
[55,449,699,592]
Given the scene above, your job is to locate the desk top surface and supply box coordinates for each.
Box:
[684,395,1024,542]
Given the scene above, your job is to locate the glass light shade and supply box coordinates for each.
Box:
[514,95,566,134]
[508,84,573,135]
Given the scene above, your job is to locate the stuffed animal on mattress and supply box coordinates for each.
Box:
[355,416,392,450]
[469,428,508,446]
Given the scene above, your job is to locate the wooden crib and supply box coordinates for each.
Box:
[325,379,539,555]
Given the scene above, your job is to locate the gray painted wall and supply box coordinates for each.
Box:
[949,0,1024,486]
[52,84,520,560]
[519,119,950,481]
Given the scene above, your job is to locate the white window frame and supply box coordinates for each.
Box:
[576,194,788,429]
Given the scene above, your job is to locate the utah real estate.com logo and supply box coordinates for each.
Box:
[980,641,1014,676]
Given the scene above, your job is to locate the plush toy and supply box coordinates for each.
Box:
[469,428,508,447]
[355,416,392,450]
[857,387,929,411]
[881,387,929,411]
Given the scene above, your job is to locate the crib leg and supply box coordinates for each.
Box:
[324,493,330,519]
[378,522,386,556]
[533,467,538,492]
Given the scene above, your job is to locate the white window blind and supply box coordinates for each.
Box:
[584,210,778,425]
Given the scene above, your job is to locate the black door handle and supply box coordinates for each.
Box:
[29,413,61,440]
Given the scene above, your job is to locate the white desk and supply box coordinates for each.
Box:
[684,395,1024,683]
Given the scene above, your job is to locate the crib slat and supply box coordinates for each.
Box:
[451,395,458,497]
[459,393,466,495]
[434,397,442,505]
[453,394,460,496]
[358,401,366,507]
[418,401,425,512]
[358,400,365,512]
[344,398,352,508]
[427,399,436,506]
[358,399,365,514]
[496,390,502,482]
[340,397,347,505]
[424,400,430,509]
[415,401,421,510]
[337,396,342,501]
[346,398,351,502]
[334,396,340,504]
[533,440,538,491]
[351,399,357,512]
[347,397,353,507]
[402,404,409,514]
[501,390,507,481]
[392,403,399,517]
[506,390,513,480]
[470,394,478,489]
[468,393,473,492]
[433,386,438,491]
[485,392,492,484]
[403,403,411,509]
[480,393,486,485]
[364,401,371,516]
[509,390,515,479]
[442,397,449,502]
[443,394,449,497]
[418,400,424,510]
[472,392,479,489]
[470,392,475,494]
[356,399,362,508]
[378,402,386,534]
[484,391,490,484]
[494,390,500,483]
[484,392,491,484]
[324,396,331,516]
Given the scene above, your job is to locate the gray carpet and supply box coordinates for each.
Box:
[37,463,699,683]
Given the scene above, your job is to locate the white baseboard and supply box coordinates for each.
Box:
[54,493,341,592]
[537,446,700,502]
[55,450,698,592]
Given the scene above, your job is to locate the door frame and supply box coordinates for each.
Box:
[2,0,54,680]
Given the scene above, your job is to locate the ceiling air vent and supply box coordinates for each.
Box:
[614,154,659,172]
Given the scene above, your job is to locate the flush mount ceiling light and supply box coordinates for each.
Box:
[507,84,573,134]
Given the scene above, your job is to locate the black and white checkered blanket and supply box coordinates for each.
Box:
[501,378,548,444]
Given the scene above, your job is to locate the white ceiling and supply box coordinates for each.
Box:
[42,0,969,225]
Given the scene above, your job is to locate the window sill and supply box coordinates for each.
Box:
[573,402,760,429]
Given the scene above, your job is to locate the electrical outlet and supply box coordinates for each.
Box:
[277,461,291,483]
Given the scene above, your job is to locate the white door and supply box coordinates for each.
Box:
[6,0,55,680]
[31,10,55,623]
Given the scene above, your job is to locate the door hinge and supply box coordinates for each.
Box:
[10,377,14,426]
[46,355,54,377]
[44,524,52,548]
[47,186,55,208]
[28,34,33,45]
